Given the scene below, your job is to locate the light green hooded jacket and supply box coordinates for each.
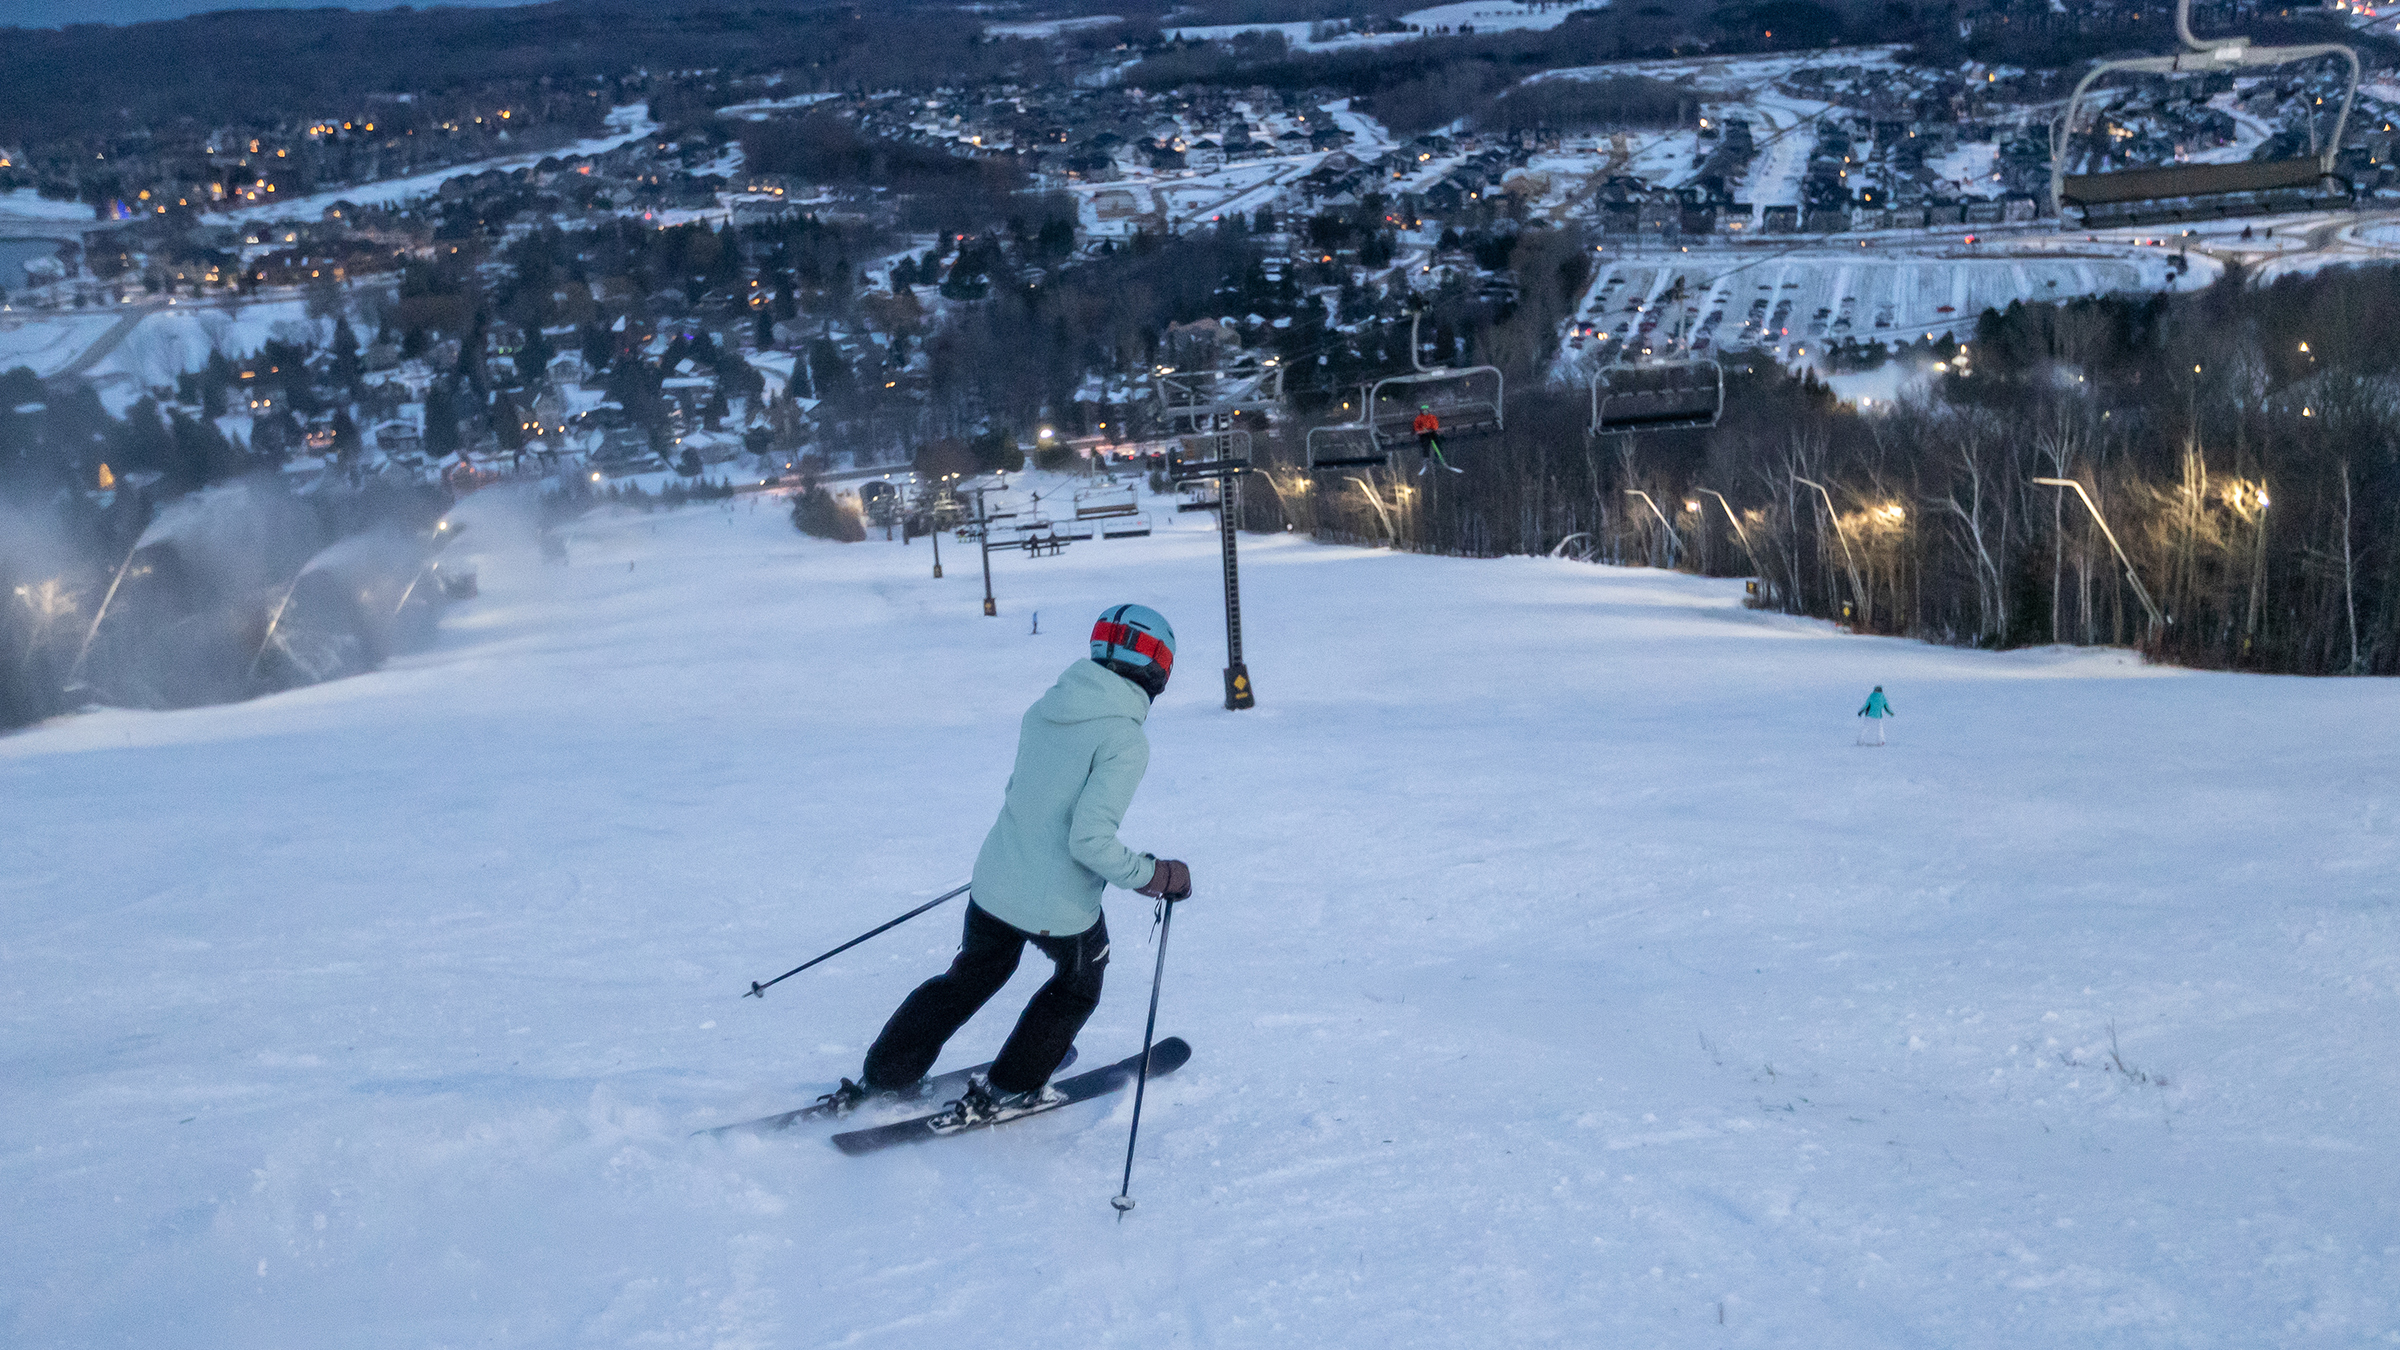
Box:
[970,659,1158,936]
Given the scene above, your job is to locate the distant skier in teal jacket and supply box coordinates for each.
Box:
[1856,685,1893,745]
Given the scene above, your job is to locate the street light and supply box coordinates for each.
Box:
[2033,477,2165,634]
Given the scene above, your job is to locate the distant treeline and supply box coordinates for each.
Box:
[1479,76,1693,133]
[739,111,1033,219]
[0,0,1055,153]
[1118,0,2385,135]
[1254,263,2400,678]
[1152,0,1396,22]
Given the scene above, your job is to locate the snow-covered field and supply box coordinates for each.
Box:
[0,310,124,378]
[0,188,99,225]
[5,484,2398,1346]
[1163,0,1604,50]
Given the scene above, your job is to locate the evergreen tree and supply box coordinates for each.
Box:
[516,325,554,388]
[806,338,853,401]
[580,322,614,373]
[166,409,242,488]
[330,317,364,396]
[489,390,524,450]
[202,349,233,417]
[790,485,864,541]
[101,396,173,482]
[424,380,461,456]
[969,427,1021,474]
[456,317,487,391]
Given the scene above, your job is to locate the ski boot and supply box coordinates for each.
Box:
[933,1075,1062,1131]
[813,1077,872,1117]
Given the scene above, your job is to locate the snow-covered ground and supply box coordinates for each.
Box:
[1163,0,1604,50]
[0,310,124,377]
[0,187,99,224]
[1928,142,2003,197]
[0,296,324,410]
[6,485,2398,1346]
[987,14,1125,39]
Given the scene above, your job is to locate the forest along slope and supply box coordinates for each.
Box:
[2,498,2394,1347]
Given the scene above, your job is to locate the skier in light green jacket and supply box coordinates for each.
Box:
[821,604,1191,1123]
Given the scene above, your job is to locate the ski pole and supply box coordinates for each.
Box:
[1111,895,1178,1215]
[742,882,969,998]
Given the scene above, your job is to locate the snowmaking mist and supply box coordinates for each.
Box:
[6,473,464,728]
[0,499,95,730]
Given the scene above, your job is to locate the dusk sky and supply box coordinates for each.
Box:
[4,0,535,27]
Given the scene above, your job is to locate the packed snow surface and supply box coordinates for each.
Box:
[5,485,2398,1345]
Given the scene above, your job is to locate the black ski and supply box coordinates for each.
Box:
[698,1047,1078,1137]
[831,1037,1191,1156]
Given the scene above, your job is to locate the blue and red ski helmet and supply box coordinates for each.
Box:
[1090,603,1175,698]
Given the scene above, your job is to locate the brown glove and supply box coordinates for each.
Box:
[1136,858,1192,902]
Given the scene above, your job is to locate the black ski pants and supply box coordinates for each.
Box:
[862,901,1107,1095]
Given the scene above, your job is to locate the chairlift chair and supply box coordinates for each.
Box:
[2050,0,2359,227]
[1168,430,1252,482]
[1366,309,1504,454]
[1305,416,1388,472]
[1073,483,1140,520]
[858,478,906,527]
[1590,353,1726,436]
[1153,362,1285,434]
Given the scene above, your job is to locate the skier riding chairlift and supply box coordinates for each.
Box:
[1364,306,1504,467]
[1413,404,1459,475]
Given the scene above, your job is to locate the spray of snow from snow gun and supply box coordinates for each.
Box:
[742,882,971,998]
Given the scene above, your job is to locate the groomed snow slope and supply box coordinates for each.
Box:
[5,491,2397,1347]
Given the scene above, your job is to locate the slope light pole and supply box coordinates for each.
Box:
[1792,475,1864,619]
[1695,487,1762,575]
[1623,489,1680,566]
[2033,477,2166,636]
